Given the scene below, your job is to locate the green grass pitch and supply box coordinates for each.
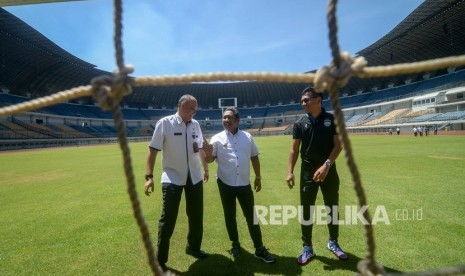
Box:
[1,135,464,275]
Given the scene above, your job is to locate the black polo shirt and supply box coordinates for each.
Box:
[292,108,337,167]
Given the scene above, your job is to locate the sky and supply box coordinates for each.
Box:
[4,0,425,77]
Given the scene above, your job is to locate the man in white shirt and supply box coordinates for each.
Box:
[144,94,209,270]
[203,107,276,263]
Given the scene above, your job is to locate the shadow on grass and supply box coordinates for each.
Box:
[173,249,303,276]
[166,250,403,275]
[317,252,402,274]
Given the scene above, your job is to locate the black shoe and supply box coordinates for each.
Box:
[185,247,208,258]
[254,246,276,263]
[228,242,241,257]
[159,263,167,272]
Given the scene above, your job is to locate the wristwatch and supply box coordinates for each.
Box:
[145,174,153,181]
[325,160,332,168]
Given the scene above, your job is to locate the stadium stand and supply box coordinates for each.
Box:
[345,113,374,127]
[2,0,465,150]
[363,108,410,126]
[46,124,95,139]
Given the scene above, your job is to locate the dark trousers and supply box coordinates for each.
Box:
[217,178,263,249]
[300,162,340,246]
[157,176,203,265]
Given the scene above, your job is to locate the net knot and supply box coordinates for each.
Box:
[91,65,134,111]
[314,52,367,93]
[357,259,387,276]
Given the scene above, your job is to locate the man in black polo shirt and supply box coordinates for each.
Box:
[286,86,347,265]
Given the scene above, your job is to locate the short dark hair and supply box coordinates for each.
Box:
[178,94,197,106]
[301,86,322,99]
[223,107,240,119]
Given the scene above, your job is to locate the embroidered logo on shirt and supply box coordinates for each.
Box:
[324,119,332,127]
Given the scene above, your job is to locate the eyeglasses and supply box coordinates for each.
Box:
[301,96,319,103]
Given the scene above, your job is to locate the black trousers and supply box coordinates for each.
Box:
[157,175,203,264]
[300,162,340,247]
[217,178,263,249]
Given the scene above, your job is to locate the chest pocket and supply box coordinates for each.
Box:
[169,126,185,142]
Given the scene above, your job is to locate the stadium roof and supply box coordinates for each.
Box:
[0,0,86,6]
[358,0,465,63]
[343,0,465,94]
[1,0,465,106]
[0,8,109,98]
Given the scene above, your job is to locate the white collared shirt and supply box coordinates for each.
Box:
[210,129,259,187]
[149,113,204,186]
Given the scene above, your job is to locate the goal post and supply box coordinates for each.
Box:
[218,97,237,113]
